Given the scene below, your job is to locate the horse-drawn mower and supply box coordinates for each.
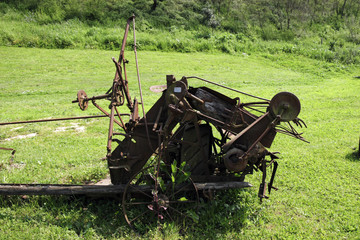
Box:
[0,16,307,228]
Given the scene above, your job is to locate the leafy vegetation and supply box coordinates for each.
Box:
[0,46,359,238]
[1,0,360,64]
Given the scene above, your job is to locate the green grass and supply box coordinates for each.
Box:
[0,46,360,239]
[1,9,360,65]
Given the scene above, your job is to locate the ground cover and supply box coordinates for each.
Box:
[0,46,359,239]
[1,9,360,65]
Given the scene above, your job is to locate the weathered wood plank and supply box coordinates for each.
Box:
[195,181,252,190]
[0,181,252,196]
[0,184,127,195]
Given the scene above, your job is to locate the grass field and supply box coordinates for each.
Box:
[0,46,359,239]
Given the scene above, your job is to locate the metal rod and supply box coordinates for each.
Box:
[0,147,15,151]
[119,16,135,64]
[186,76,270,101]
[107,105,115,156]
[114,106,127,132]
[0,115,110,126]
[244,106,266,114]
[242,113,277,158]
[268,161,278,194]
[112,58,132,108]
[241,101,270,106]
[259,159,268,201]
[0,147,16,156]
[152,106,163,131]
[133,15,154,151]
[91,101,125,128]
[223,112,270,152]
[111,15,134,109]
[72,94,110,103]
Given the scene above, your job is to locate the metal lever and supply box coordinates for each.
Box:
[268,161,278,194]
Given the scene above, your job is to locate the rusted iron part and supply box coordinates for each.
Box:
[0,147,15,152]
[0,115,115,126]
[151,80,267,176]
[258,158,279,202]
[108,94,169,184]
[223,112,276,151]
[107,105,116,156]
[113,15,135,110]
[258,159,268,201]
[186,76,270,101]
[164,80,300,193]
[103,15,142,162]
[269,92,301,122]
[268,161,278,194]
[104,17,172,186]
[77,90,88,110]
[70,15,138,162]
[224,148,247,172]
[122,163,199,227]
[0,147,16,156]
[114,106,127,131]
[91,100,125,128]
[112,57,131,107]
[72,92,111,104]
[276,126,309,143]
[242,114,279,156]
[133,17,154,152]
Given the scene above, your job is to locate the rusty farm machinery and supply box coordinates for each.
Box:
[0,16,307,227]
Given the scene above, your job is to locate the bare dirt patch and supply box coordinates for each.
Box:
[54,123,85,133]
[4,133,37,141]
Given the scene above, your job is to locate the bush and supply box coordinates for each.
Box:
[36,0,65,24]
[260,25,279,41]
[281,29,295,41]
[101,35,120,50]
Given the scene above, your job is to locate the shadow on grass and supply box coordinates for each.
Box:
[0,195,129,238]
[0,188,258,238]
[345,150,360,162]
[185,189,258,239]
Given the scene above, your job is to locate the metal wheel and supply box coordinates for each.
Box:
[122,162,199,231]
[269,92,301,122]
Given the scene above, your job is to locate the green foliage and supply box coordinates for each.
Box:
[1,1,360,65]
[36,0,65,23]
[2,0,359,34]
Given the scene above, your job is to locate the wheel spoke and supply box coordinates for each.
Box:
[129,208,152,224]
[165,209,174,222]
[168,205,191,218]
[169,183,192,198]
[123,164,199,231]
[126,201,153,206]
[128,184,153,199]
[168,200,197,204]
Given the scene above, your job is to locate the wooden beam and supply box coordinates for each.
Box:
[0,181,252,196]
